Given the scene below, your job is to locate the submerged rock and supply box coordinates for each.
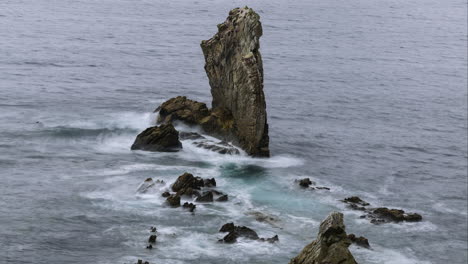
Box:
[216,194,228,202]
[348,234,370,248]
[131,123,182,152]
[296,178,315,188]
[218,222,278,244]
[136,178,155,193]
[183,202,196,212]
[343,196,370,206]
[179,131,206,140]
[193,140,240,155]
[195,191,214,202]
[366,207,423,224]
[289,212,357,264]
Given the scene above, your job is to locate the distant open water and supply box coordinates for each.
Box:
[0,0,467,263]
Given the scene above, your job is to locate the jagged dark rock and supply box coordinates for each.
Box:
[348,234,370,248]
[137,260,149,264]
[161,191,171,198]
[216,194,228,202]
[218,222,278,244]
[131,123,182,152]
[148,234,157,244]
[343,196,370,206]
[183,202,196,212]
[171,172,205,196]
[154,7,269,157]
[150,226,157,232]
[195,191,213,202]
[296,178,314,188]
[203,178,216,187]
[166,194,180,207]
[365,207,423,223]
[289,212,357,264]
[219,224,259,243]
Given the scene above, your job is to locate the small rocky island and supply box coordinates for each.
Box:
[132,7,269,157]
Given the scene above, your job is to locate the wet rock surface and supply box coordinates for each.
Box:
[166,194,181,207]
[289,212,357,264]
[201,7,269,157]
[295,178,330,191]
[348,234,370,248]
[218,222,278,244]
[154,7,269,157]
[131,123,182,152]
[341,196,423,224]
[182,202,196,212]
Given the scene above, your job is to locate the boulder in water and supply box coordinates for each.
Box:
[131,124,182,152]
[347,234,370,248]
[289,212,357,264]
[366,207,423,223]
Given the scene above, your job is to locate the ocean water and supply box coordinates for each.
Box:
[0,0,467,263]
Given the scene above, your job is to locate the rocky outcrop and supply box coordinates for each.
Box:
[131,124,182,152]
[289,212,357,264]
[200,7,269,157]
[218,222,278,244]
[348,234,370,248]
[154,7,269,157]
[341,196,423,224]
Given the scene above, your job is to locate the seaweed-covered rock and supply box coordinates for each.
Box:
[131,124,182,152]
[296,178,314,188]
[289,212,357,264]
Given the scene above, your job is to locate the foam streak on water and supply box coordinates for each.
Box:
[0,0,466,263]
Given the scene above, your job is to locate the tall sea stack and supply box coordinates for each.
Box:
[201,7,269,157]
[289,212,357,264]
[151,7,270,157]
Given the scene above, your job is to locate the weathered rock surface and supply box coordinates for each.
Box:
[183,202,196,212]
[201,7,269,157]
[171,172,205,195]
[289,212,357,264]
[341,196,423,224]
[154,7,269,157]
[156,96,210,125]
[166,194,181,207]
[366,207,423,224]
[218,222,278,244]
[131,124,182,152]
[348,234,370,249]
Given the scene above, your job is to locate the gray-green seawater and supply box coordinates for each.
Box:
[1,0,467,263]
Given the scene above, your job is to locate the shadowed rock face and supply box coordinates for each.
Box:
[200,7,269,157]
[289,212,357,264]
[131,124,182,152]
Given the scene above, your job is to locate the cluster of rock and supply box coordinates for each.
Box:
[289,212,357,264]
[295,177,331,190]
[162,172,229,210]
[131,6,269,157]
[218,222,278,244]
[342,196,423,224]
